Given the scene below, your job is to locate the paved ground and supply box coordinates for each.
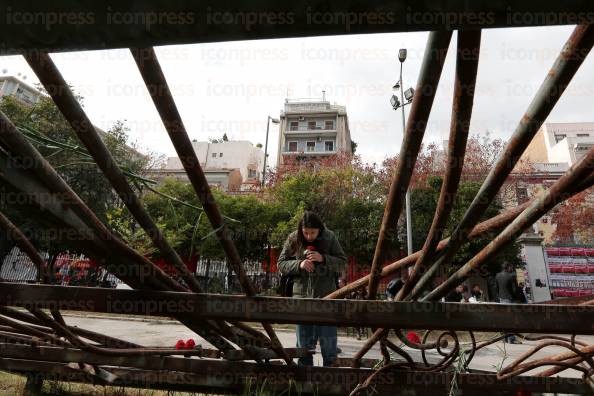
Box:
[62,314,591,378]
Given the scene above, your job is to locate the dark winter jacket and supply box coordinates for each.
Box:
[495,270,519,302]
[277,229,347,298]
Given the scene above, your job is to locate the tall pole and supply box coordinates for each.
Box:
[400,60,414,257]
[262,116,271,188]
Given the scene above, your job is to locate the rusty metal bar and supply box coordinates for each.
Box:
[0,110,183,292]
[0,146,172,291]
[1,357,591,395]
[21,51,266,358]
[0,111,244,351]
[130,47,291,365]
[0,314,69,347]
[397,30,481,301]
[24,51,203,294]
[425,147,594,301]
[367,31,452,299]
[3,283,594,334]
[0,343,309,364]
[3,2,594,55]
[340,205,534,301]
[0,210,48,283]
[326,170,594,300]
[325,202,529,299]
[0,125,238,352]
[408,171,594,299]
[420,24,594,291]
[354,158,594,362]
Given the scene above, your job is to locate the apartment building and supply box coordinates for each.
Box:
[276,97,352,167]
[0,75,42,105]
[523,122,594,166]
[149,140,264,191]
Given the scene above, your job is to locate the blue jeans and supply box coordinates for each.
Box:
[296,324,337,366]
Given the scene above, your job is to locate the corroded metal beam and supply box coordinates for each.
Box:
[0,356,590,395]
[130,46,292,365]
[2,2,594,54]
[423,24,594,287]
[367,30,451,299]
[2,283,594,334]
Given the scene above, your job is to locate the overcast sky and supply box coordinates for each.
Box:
[1,25,592,166]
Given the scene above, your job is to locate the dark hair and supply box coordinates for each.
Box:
[295,210,325,252]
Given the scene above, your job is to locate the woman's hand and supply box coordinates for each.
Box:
[307,251,324,263]
[299,259,315,272]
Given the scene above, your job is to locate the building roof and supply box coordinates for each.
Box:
[282,98,347,116]
[0,75,43,97]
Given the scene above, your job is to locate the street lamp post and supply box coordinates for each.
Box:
[262,116,279,188]
[390,48,415,256]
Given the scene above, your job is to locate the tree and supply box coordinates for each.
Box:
[401,176,522,277]
[351,140,358,154]
[550,188,594,245]
[0,93,154,253]
[266,156,389,263]
[135,179,283,262]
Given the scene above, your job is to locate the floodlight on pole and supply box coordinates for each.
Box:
[390,95,400,110]
[390,49,414,256]
[404,87,415,102]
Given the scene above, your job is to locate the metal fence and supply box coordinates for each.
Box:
[0,246,279,293]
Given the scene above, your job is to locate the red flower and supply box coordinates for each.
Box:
[185,339,196,350]
[175,339,186,350]
[406,331,421,344]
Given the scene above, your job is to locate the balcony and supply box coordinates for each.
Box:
[282,151,337,157]
[284,128,337,138]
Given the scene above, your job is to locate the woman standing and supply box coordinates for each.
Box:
[277,210,347,366]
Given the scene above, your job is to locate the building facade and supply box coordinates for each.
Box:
[511,122,594,244]
[523,122,594,166]
[188,140,264,183]
[148,140,264,191]
[276,97,352,167]
[0,75,42,105]
[148,164,243,192]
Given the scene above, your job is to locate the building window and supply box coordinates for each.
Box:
[325,141,334,151]
[306,141,316,152]
[516,187,529,204]
[288,141,298,152]
[248,169,257,178]
[577,133,590,137]
[308,121,317,130]
[290,121,299,131]
[325,120,334,130]
[212,153,217,158]
[219,153,223,157]
[555,134,567,143]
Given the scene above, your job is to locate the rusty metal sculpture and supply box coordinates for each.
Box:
[1,2,594,395]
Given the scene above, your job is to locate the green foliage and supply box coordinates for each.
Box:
[403,176,522,276]
[0,93,153,252]
[266,163,388,262]
[139,179,284,261]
